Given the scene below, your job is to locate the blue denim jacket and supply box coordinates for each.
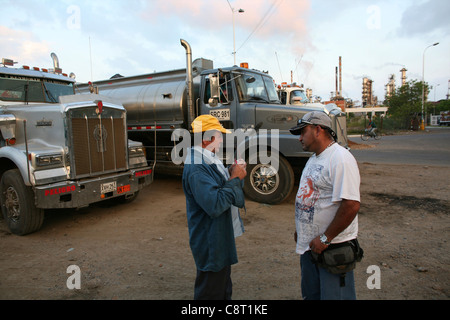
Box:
[182,147,245,272]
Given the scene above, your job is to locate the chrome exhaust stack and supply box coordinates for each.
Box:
[180,39,195,127]
[50,52,60,69]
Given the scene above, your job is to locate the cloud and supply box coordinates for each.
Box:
[0,26,50,63]
[397,0,450,36]
[140,0,312,53]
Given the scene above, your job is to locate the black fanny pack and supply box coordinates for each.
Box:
[311,239,364,286]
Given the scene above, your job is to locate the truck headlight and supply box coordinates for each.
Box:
[129,146,146,158]
[36,154,64,167]
[128,145,147,168]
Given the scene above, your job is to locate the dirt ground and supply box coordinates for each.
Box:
[0,142,449,300]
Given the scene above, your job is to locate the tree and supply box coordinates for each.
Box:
[384,80,429,121]
[431,99,450,116]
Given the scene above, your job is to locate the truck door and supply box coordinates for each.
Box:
[199,72,237,130]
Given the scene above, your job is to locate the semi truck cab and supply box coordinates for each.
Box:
[0,54,153,235]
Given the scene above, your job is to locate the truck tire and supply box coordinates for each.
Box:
[0,169,44,235]
[244,154,294,204]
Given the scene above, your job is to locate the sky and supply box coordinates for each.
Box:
[1,0,449,105]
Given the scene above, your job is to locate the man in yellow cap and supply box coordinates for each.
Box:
[182,115,247,300]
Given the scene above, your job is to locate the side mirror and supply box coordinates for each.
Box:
[246,76,255,83]
[209,73,220,103]
[208,97,219,107]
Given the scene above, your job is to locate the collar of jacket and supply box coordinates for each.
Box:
[187,147,228,181]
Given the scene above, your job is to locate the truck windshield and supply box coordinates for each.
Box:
[290,89,310,104]
[236,73,280,104]
[0,76,74,103]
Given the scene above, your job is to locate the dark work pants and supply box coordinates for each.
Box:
[194,265,232,300]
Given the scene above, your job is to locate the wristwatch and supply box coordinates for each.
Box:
[320,234,331,245]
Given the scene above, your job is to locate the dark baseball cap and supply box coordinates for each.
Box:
[290,111,337,141]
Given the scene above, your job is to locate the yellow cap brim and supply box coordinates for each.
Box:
[191,117,231,134]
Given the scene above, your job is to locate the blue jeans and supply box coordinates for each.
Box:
[300,251,356,300]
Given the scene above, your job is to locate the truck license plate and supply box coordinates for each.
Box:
[209,109,230,121]
[101,181,117,194]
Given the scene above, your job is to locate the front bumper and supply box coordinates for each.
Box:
[34,167,153,209]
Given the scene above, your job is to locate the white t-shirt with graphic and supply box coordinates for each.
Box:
[295,143,360,254]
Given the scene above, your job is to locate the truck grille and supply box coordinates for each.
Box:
[68,107,127,177]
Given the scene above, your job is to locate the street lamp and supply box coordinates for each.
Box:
[227,0,244,65]
[421,42,439,130]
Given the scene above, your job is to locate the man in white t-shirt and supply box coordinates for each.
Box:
[290,111,361,300]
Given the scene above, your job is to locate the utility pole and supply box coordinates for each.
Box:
[227,0,244,65]
[421,42,439,130]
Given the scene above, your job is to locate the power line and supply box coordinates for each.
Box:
[294,55,303,83]
[236,0,284,53]
[237,0,279,52]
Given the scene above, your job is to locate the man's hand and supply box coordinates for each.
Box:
[309,236,328,254]
[229,162,247,180]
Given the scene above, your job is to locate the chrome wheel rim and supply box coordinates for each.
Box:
[4,186,20,222]
[249,164,279,195]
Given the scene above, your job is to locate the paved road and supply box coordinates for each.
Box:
[349,127,450,167]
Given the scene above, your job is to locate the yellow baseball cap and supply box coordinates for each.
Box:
[191,115,231,134]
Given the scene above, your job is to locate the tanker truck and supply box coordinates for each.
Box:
[77,39,347,204]
[0,54,153,235]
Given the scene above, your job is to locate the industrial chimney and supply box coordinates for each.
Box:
[400,68,407,86]
[335,66,338,97]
